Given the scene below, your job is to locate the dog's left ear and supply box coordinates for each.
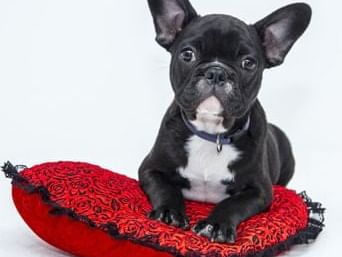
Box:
[147,0,198,50]
[254,3,312,68]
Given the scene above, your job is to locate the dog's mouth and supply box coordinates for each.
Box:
[196,96,224,117]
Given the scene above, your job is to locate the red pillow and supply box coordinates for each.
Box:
[2,161,324,257]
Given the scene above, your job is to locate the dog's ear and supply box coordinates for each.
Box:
[148,0,198,50]
[254,3,312,68]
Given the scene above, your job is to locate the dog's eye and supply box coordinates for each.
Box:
[180,49,196,63]
[241,58,257,71]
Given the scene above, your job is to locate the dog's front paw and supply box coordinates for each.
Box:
[148,206,189,229]
[192,219,237,243]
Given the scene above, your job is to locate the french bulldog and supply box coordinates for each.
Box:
[139,0,311,243]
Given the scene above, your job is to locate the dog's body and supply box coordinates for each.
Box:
[139,0,311,243]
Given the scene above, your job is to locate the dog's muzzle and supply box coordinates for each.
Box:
[197,63,236,95]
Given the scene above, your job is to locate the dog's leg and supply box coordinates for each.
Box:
[192,185,272,243]
[139,169,189,229]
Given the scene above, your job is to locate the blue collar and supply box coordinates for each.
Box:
[181,111,250,153]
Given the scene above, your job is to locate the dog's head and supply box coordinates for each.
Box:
[148,0,311,126]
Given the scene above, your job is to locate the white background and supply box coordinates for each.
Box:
[0,0,340,256]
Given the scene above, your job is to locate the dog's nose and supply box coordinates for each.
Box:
[205,67,228,86]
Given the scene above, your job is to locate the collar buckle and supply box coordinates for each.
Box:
[216,134,223,153]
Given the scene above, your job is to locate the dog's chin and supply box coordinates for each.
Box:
[178,94,244,122]
[187,96,227,134]
[196,96,223,117]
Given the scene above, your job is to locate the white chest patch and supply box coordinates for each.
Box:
[178,136,240,203]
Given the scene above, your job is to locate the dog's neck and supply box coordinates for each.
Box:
[190,112,227,134]
[190,112,250,135]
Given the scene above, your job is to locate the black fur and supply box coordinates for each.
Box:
[140,0,311,243]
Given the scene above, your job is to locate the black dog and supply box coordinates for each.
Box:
[139,0,311,243]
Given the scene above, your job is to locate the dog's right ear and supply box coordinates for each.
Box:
[148,0,198,50]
